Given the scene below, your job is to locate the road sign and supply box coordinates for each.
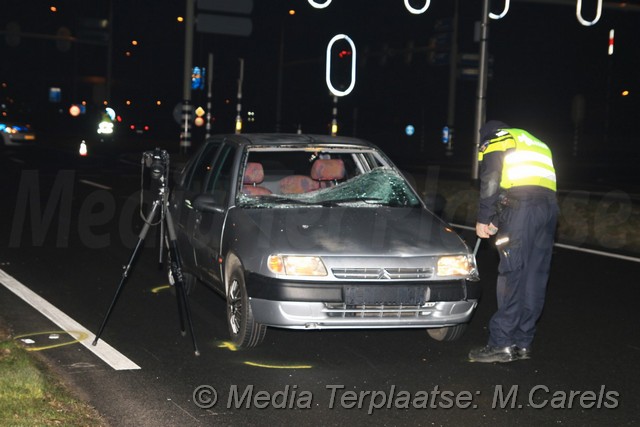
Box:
[196,14,252,36]
[196,0,253,37]
[442,126,450,144]
[198,0,253,14]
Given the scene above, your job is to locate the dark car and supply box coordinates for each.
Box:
[169,133,480,348]
[0,120,36,147]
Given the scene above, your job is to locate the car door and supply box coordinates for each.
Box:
[171,140,222,270]
[192,141,237,286]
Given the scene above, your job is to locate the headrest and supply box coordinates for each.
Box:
[311,159,346,181]
[279,175,320,194]
[243,162,264,185]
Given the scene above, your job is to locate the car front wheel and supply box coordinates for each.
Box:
[427,324,467,342]
[226,261,266,348]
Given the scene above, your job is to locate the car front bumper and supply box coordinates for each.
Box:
[246,273,480,329]
[250,298,478,329]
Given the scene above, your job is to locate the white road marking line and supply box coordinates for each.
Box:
[450,223,640,263]
[79,179,112,191]
[0,269,140,370]
[553,243,640,263]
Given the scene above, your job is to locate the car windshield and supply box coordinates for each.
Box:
[237,148,421,208]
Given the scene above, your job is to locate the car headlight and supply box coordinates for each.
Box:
[437,255,476,278]
[267,255,328,276]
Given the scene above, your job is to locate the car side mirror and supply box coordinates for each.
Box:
[193,193,224,213]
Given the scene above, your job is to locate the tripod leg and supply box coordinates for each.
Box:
[165,209,200,356]
[92,201,161,346]
[169,243,187,336]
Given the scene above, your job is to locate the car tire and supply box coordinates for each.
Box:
[226,260,266,348]
[427,324,467,342]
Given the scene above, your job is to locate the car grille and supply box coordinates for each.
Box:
[324,302,436,318]
[331,267,433,280]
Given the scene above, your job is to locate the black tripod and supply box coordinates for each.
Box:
[92,150,200,356]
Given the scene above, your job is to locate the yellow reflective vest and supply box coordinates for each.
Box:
[478,128,557,192]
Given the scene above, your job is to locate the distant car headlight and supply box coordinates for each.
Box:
[267,255,328,276]
[1,125,16,134]
[97,121,114,135]
[437,255,477,278]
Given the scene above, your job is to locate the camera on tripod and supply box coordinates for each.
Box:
[93,146,201,355]
[143,148,170,182]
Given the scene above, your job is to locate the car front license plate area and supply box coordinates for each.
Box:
[344,285,426,306]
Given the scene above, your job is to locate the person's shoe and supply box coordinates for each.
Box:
[468,345,517,363]
[515,347,531,360]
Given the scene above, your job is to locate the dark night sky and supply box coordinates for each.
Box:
[2,0,640,164]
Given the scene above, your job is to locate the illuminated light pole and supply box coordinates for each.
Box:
[326,34,356,137]
[331,96,338,136]
[604,28,614,146]
[235,58,244,134]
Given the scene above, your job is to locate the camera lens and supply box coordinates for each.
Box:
[150,160,164,180]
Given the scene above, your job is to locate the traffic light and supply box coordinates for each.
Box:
[326,34,356,97]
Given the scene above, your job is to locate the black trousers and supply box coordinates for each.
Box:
[488,191,559,349]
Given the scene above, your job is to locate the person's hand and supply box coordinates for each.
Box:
[476,222,498,238]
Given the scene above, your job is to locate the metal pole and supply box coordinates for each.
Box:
[472,0,490,181]
[205,53,214,140]
[235,58,244,134]
[446,0,459,157]
[106,0,114,103]
[331,95,338,136]
[276,26,285,133]
[181,0,195,153]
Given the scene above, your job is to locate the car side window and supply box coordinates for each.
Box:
[205,143,236,205]
[184,142,220,193]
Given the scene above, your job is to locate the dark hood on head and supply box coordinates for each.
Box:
[479,120,509,141]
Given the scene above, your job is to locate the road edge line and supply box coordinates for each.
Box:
[450,223,640,263]
[0,268,141,370]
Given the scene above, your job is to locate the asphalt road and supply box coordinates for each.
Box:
[0,143,638,426]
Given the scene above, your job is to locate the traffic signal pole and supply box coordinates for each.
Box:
[471,0,490,181]
[180,0,195,153]
[445,0,459,157]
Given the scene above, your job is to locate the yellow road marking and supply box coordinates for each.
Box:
[151,285,171,294]
[14,330,89,352]
[217,341,238,351]
[244,361,312,369]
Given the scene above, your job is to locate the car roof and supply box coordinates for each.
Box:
[206,133,379,149]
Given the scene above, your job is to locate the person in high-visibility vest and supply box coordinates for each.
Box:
[469,120,559,363]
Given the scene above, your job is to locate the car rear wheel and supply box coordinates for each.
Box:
[226,262,266,348]
[427,324,467,342]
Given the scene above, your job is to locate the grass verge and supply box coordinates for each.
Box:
[0,323,107,426]
[424,179,640,255]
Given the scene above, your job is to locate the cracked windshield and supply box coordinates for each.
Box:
[237,148,421,208]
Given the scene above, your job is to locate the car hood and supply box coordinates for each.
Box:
[231,207,469,257]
